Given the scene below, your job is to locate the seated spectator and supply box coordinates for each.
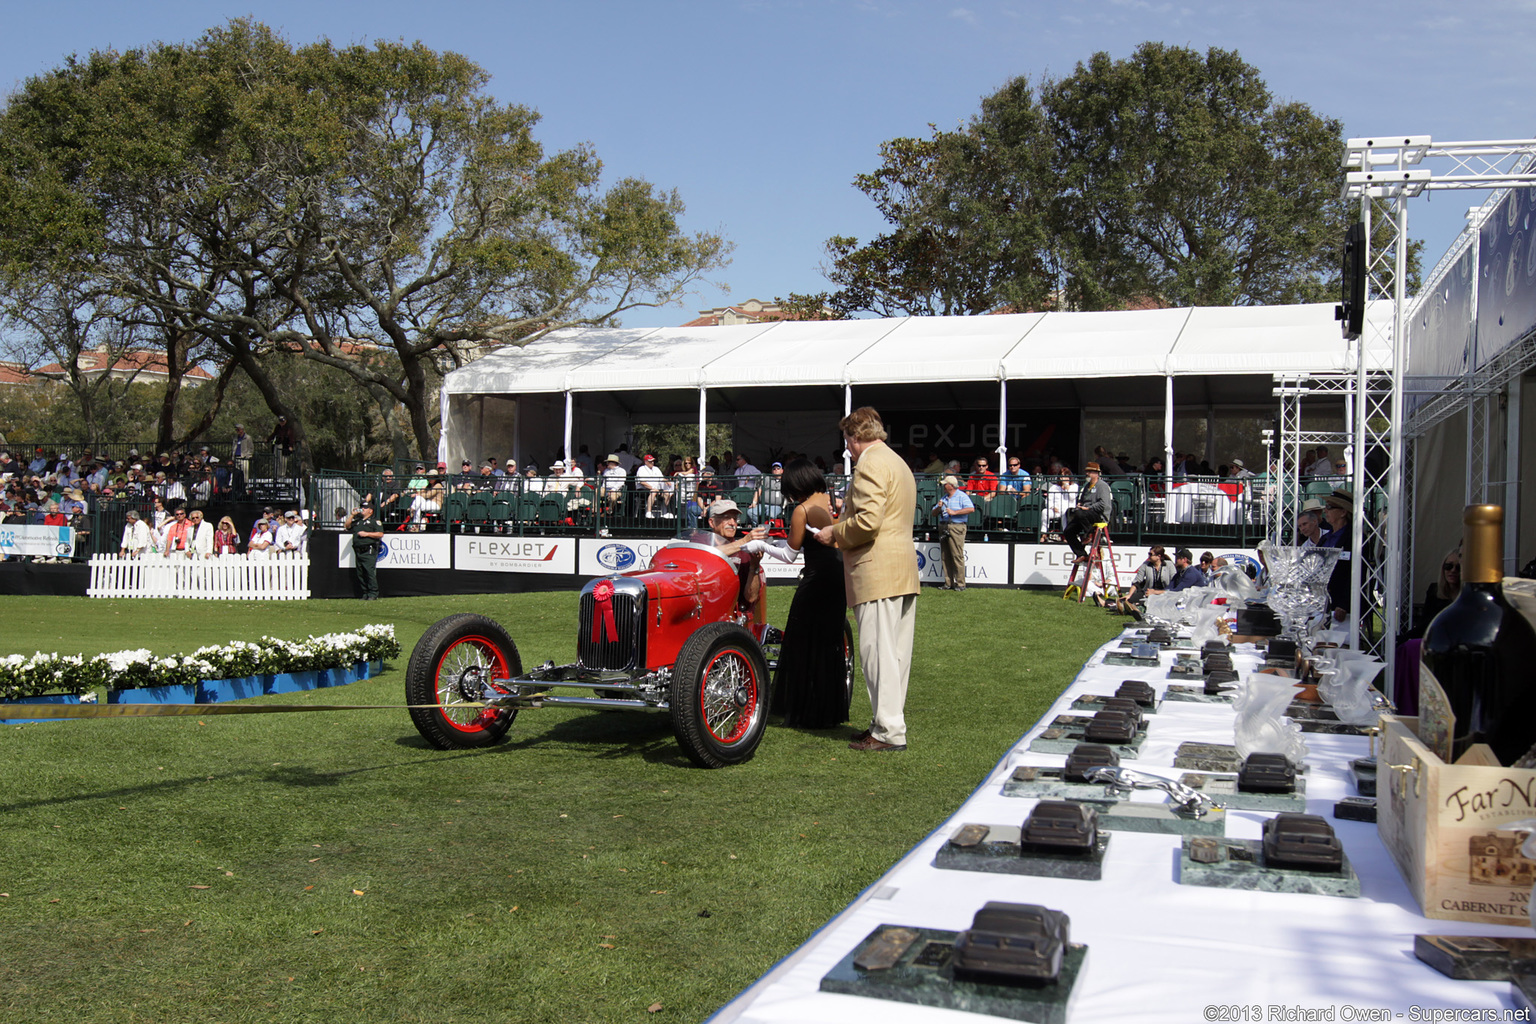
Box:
[1198,551,1216,585]
[964,457,998,497]
[999,456,1031,494]
[1042,470,1078,535]
[636,452,669,518]
[686,466,720,528]
[599,453,626,513]
[1121,545,1172,609]
[408,482,444,530]
[1165,548,1203,591]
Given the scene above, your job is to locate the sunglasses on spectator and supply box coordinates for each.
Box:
[1443,562,1460,572]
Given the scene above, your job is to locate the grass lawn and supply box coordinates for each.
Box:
[0,588,1121,1023]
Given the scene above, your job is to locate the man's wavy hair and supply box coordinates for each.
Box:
[839,406,888,443]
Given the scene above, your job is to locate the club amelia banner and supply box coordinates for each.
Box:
[0,524,75,559]
[453,535,575,574]
[913,541,1010,586]
[337,533,450,569]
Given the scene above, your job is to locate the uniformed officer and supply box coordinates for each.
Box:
[348,496,385,600]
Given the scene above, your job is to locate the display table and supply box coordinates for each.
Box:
[712,633,1533,1023]
[1162,482,1242,525]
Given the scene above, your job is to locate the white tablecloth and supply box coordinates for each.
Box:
[1163,483,1240,526]
[711,634,1532,1024]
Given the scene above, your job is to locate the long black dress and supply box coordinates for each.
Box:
[773,538,850,728]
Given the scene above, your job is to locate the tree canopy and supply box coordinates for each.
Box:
[793,43,1353,317]
[0,19,730,462]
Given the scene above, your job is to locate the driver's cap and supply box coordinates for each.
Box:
[707,498,740,518]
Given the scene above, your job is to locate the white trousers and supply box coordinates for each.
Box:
[853,593,917,745]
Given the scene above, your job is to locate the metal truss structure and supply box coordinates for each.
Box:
[1264,136,1536,679]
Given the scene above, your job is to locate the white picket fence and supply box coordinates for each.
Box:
[88,553,310,600]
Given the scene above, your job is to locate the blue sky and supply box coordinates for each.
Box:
[4,1,1533,326]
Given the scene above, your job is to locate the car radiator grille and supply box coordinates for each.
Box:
[578,590,645,671]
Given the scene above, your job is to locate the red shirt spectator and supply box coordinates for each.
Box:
[964,458,999,497]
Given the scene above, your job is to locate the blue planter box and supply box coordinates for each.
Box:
[108,658,385,706]
[1,693,84,725]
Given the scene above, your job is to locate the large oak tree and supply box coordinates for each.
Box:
[0,20,729,463]
[796,43,1353,316]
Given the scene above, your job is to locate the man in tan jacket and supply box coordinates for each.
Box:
[816,406,919,751]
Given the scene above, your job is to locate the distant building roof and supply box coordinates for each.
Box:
[27,346,215,384]
[681,298,792,328]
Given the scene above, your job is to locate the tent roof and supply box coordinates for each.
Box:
[445,302,1392,396]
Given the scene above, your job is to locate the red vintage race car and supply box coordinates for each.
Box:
[405,531,854,767]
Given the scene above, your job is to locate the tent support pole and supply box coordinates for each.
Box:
[698,387,707,469]
[997,378,1008,468]
[1164,375,1174,495]
[843,384,852,475]
[563,391,573,470]
[1508,373,1523,573]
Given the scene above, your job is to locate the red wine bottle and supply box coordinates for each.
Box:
[1421,505,1536,764]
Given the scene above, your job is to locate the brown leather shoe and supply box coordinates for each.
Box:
[851,727,872,743]
[848,735,906,752]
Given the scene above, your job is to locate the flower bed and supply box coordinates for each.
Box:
[0,624,400,700]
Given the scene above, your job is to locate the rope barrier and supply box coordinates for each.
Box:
[0,701,467,720]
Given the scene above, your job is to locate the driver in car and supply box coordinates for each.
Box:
[706,498,769,624]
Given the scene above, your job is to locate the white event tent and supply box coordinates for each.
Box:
[440,302,1391,471]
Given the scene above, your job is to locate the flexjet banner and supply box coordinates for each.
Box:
[454,535,575,574]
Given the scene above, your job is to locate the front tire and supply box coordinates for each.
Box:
[406,613,521,749]
[669,622,770,768]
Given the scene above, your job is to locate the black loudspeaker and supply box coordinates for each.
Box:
[1336,221,1367,340]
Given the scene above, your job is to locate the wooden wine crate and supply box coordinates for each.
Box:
[1377,714,1536,926]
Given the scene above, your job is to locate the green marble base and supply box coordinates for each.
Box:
[1172,743,1311,775]
[1002,767,1112,802]
[1414,935,1536,980]
[1029,719,1147,757]
[1162,684,1234,705]
[1166,654,1204,678]
[1286,702,1369,736]
[1071,694,1161,714]
[1098,801,1226,837]
[1173,742,1242,772]
[821,924,1088,1023]
[1103,651,1162,669]
[1178,837,1359,897]
[934,823,1111,880]
[1177,771,1307,812]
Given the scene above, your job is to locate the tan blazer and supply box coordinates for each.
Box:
[826,440,919,606]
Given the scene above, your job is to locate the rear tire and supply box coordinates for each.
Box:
[406,613,521,749]
[669,622,770,768]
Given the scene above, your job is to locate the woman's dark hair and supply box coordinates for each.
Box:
[780,458,827,503]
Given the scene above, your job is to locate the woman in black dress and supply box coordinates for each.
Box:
[764,459,850,728]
